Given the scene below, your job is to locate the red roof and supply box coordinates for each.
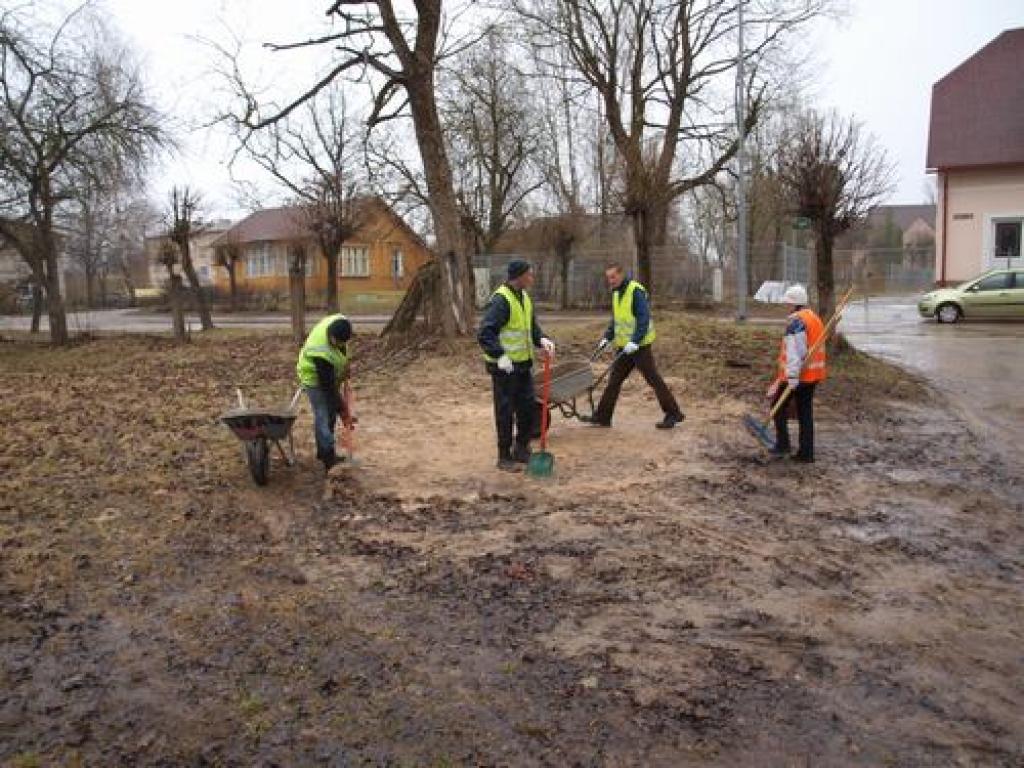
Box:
[926,28,1024,171]
[211,207,312,246]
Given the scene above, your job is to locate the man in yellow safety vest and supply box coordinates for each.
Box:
[296,314,352,472]
[583,262,684,429]
[477,260,556,472]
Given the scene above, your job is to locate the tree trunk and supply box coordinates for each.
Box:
[406,78,475,337]
[85,267,96,309]
[227,262,238,312]
[815,227,836,322]
[559,249,571,310]
[179,249,214,330]
[289,259,306,346]
[43,245,68,346]
[168,274,187,342]
[631,208,652,292]
[324,249,339,313]
[30,285,43,333]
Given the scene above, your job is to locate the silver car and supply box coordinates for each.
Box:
[917,268,1024,323]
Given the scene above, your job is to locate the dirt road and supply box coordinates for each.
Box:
[1,321,1021,766]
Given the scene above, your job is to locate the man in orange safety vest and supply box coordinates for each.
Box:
[768,284,827,463]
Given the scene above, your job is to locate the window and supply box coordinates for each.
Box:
[391,248,404,279]
[245,243,279,277]
[994,221,1021,262]
[340,245,370,277]
[974,273,1011,292]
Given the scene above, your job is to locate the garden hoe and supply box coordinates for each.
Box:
[742,285,855,453]
[526,354,555,478]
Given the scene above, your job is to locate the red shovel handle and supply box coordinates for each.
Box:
[540,354,551,451]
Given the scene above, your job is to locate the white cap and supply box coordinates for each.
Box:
[782,285,808,305]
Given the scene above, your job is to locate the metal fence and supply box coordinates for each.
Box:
[475,243,937,308]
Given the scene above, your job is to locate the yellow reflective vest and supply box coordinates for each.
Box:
[483,286,534,363]
[296,314,350,386]
[612,281,656,348]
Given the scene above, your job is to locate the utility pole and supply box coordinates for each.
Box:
[735,0,748,321]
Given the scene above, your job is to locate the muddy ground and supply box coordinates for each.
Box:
[1,315,1022,767]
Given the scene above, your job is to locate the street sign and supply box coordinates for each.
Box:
[792,216,811,230]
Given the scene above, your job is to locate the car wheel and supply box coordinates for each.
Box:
[936,303,962,324]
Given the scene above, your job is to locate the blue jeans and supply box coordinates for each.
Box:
[304,386,339,461]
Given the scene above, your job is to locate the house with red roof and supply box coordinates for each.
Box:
[927,28,1024,284]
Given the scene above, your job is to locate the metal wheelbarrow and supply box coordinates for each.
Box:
[220,388,301,486]
[532,351,621,423]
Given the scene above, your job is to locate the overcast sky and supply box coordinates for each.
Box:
[97,0,1024,217]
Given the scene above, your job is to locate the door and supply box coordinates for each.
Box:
[1008,271,1024,319]
[961,271,1014,318]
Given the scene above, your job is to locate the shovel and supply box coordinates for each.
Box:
[742,285,855,453]
[526,354,555,478]
[338,379,361,468]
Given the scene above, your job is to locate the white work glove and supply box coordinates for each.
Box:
[540,337,555,356]
[623,341,640,355]
[597,338,611,352]
[497,354,514,373]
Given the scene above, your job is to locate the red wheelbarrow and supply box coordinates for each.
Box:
[220,388,301,486]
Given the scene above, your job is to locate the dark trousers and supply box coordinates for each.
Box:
[490,367,536,455]
[593,345,682,424]
[773,382,816,458]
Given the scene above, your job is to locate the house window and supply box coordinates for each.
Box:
[341,245,370,277]
[246,243,279,277]
[391,248,404,279]
[994,220,1021,264]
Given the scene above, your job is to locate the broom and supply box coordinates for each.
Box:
[743,286,855,452]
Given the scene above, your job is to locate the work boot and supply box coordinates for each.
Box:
[512,444,532,464]
[580,414,611,427]
[496,448,521,473]
[655,413,685,429]
[791,452,815,464]
[322,452,341,472]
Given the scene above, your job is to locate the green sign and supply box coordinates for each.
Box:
[792,216,811,230]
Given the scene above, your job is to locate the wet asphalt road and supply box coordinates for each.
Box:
[839,296,1024,472]
[3,301,1021,470]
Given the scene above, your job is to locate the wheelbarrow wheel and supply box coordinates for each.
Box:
[246,438,270,485]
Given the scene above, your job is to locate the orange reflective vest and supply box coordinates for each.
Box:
[777,308,827,384]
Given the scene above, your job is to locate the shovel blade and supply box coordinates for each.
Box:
[741,413,777,451]
[526,450,555,478]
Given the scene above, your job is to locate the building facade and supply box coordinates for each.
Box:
[927,28,1024,284]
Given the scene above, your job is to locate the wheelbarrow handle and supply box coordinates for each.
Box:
[592,350,626,390]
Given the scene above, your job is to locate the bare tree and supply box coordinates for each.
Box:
[226,82,367,316]
[0,5,167,345]
[440,28,546,255]
[515,0,830,293]
[214,229,244,312]
[166,187,215,331]
[224,1,481,338]
[156,238,188,341]
[774,109,895,319]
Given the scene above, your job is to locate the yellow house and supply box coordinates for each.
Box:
[210,200,433,305]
